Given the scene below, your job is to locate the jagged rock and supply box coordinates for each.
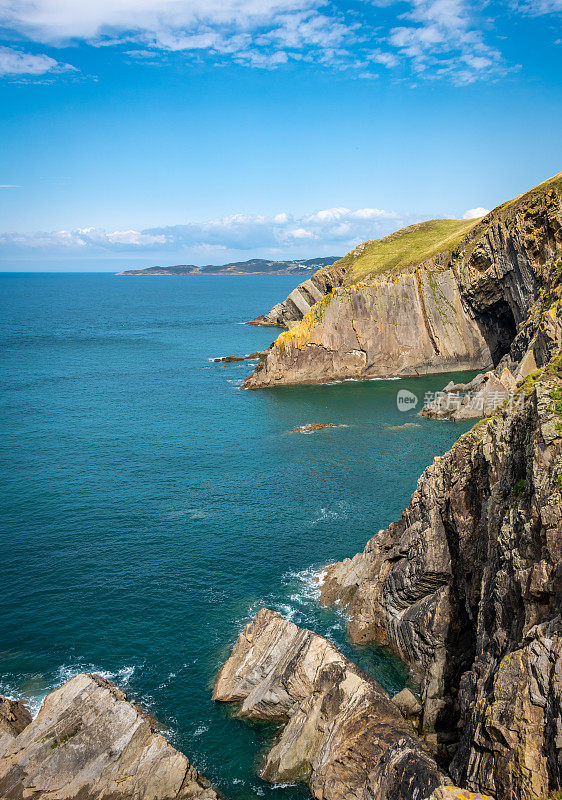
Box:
[245,269,493,387]
[320,365,562,800]
[214,608,447,800]
[247,265,347,327]
[0,673,218,800]
[245,174,562,390]
[420,368,518,421]
[0,697,31,756]
[392,688,423,730]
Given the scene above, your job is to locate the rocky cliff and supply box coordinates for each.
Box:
[214,608,447,800]
[245,174,562,389]
[0,673,218,800]
[247,262,348,326]
[320,358,562,800]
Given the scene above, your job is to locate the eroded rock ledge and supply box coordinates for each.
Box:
[0,673,218,800]
[320,367,562,800]
[214,607,447,800]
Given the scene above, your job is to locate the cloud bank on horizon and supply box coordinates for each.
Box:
[0,206,402,260]
[0,204,493,262]
[0,0,560,84]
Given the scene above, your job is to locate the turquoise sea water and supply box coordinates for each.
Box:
[1,273,474,799]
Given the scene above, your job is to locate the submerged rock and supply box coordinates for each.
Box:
[291,422,341,432]
[211,350,267,362]
[0,673,218,800]
[320,362,562,800]
[214,607,447,800]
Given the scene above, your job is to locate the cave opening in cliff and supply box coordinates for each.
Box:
[475,300,517,366]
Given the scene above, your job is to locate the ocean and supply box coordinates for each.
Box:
[0,273,474,800]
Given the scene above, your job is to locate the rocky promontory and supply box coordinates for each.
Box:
[0,673,218,800]
[214,607,448,800]
[320,359,562,800]
[245,174,562,394]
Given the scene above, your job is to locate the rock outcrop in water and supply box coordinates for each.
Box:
[245,174,562,392]
[320,358,562,800]
[0,673,218,800]
[214,607,447,800]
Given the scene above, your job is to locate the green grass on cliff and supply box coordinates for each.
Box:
[331,218,482,283]
[320,171,562,286]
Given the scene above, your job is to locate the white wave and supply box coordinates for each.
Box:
[308,501,350,527]
[271,782,300,789]
[193,724,209,737]
[282,565,328,604]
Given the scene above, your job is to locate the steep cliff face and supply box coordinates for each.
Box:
[245,175,562,389]
[320,360,562,800]
[245,268,494,387]
[0,673,218,800]
[214,608,447,800]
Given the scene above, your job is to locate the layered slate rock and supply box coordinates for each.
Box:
[247,264,347,327]
[245,174,562,390]
[320,365,562,800]
[0,673,218,800]
[0,697,31,757]
[214,608,447,800]
[244,269,493,387]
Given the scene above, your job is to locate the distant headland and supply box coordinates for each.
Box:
[116,256,340,276]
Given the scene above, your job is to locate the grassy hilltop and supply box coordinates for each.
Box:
[319,171,562,286]
[331,218,481,283]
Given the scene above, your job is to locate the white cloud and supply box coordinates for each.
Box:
[0,44,74,76]
[0,0,316,42]
[388,0,506,84]
[512,0,562,13]
[288,227,316,239]
[0,0,527,82]
[463,206,489,219]
[106,229,167,245]
[0,206,407,257]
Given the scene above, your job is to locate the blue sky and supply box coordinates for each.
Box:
[0,0,560,270]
